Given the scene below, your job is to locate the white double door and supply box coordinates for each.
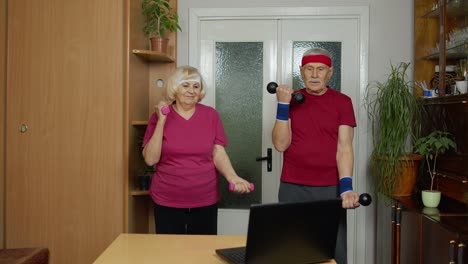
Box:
[196,18,360,234]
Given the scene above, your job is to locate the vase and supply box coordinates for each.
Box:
[421,190,441,208]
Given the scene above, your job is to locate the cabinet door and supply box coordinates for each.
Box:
[458,235,467,264]
[376,194,394,264]
[377,195,424,264]
[422,216,459,264]
[399,210,421,264]
[0,0,5,248]
[5,0,125,263]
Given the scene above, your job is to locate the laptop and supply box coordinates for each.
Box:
[215,199,343,264]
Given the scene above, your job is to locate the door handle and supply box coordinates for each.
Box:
[20,123,28,133]
[458,243,465,264]
[449,240,456,264]
[256,148,272,172]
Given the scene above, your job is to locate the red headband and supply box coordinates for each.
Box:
[301,54,332,67]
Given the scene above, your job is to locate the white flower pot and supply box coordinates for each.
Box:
[421,190,441,208]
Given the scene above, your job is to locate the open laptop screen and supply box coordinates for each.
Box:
[217,199,343,264]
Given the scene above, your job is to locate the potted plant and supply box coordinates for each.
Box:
[413,130,456,207]
[365,62,423,197]
[142,0,181,53]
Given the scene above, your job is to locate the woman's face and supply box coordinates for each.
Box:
[175,81,201,106]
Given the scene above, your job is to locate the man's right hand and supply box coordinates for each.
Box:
[276,84,294,103]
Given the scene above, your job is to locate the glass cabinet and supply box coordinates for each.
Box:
[415,0,467,97]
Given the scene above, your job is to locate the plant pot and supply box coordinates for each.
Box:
[381,154,423,197]
[150,37,169,53]
[421,190,441,208]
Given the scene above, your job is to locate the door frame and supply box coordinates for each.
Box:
[187,6,370,264]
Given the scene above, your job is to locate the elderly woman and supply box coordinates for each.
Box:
[142,66,251,235]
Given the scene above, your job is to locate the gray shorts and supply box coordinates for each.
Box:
[278,181,347,264]
[278,181,339,202]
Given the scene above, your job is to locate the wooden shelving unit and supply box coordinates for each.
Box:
[132,49,175,62]
[126,0,177,235]
[131,120,148,126]
[130,190,150,196]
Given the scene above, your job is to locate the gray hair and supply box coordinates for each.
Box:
[165,66,206,103]
[303,48,332,60]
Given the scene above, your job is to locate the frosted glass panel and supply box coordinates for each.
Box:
[215,42,262,208]
[292,42,342,91]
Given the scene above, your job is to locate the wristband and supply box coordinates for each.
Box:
[276,103,290,121]
[339,177,353,195]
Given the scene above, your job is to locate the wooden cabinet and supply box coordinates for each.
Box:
[376,195,422,264]
[0,0,177,262]
[422,215,468,264]
[3,0,125,263]
[414,0,467,97]
[0,0,6,249]
[125,0,177,234]
[377,195,468,264]
[420,94,468,204]
[415,0,468,206]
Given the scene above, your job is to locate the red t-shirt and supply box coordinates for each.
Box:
[142,103,228,208]
[281,88,357,186]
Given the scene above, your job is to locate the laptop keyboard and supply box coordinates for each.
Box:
[228,249,245,263]
[216,247,246,264]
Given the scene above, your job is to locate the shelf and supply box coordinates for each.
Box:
[420,93,468,105]
[132,49,175,62]
[130,190,149,196]
[422,0,468,18]
[131,120,148,126]
[423,42,468,60]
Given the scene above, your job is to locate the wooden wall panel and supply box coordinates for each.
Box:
[5,0,125,263]
[0,0,6,249]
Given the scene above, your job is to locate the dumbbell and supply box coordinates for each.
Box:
[267,82,305,104]
[339,193,372,208]
[161,105,170,115]
[229,183,255,192]
[357,193,372,206]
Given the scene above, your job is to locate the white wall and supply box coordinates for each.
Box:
[177,1,414,264]
[177,0,414,71]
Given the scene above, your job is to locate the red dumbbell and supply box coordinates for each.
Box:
[161,105,170,115]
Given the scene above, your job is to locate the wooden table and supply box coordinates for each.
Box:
[93,233,246,264]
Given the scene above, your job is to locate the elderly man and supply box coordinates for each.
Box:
[272,47,360,264]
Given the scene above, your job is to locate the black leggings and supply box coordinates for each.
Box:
[153,203,218,235]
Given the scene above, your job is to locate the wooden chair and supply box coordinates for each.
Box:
[0,247,49,264]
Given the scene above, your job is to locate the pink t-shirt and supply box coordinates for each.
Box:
[281,87,357,186]
[142,103,228,208]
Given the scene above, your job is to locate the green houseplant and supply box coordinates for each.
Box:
[413,130,456,207]
[142,0,181,52]
[365,62,423,197]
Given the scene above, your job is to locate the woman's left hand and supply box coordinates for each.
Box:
[229,177,252,194]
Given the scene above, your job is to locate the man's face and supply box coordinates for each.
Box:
[300,62,334,95]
